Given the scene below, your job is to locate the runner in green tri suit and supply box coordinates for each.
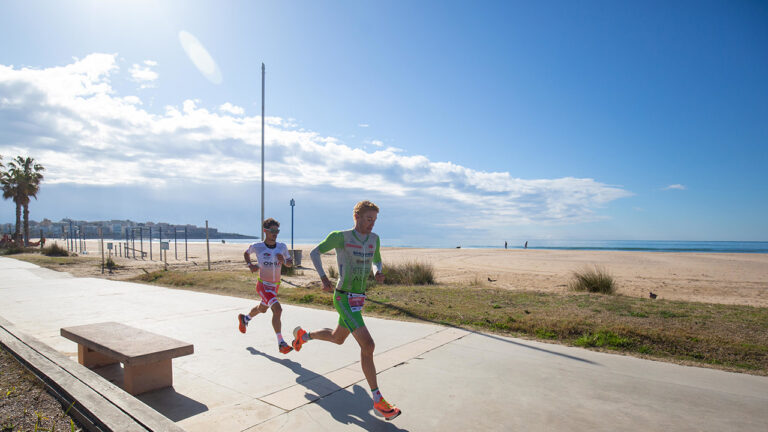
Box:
[291,200,401,421]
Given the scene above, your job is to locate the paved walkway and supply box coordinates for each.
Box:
[1,256,767,431]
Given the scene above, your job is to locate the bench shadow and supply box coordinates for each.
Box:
[247,347,408,432]
[92,363,208,421]
[366,299,599,365]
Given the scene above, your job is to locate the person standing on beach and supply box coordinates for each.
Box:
[237,218,294,354]
[291,200,402,421]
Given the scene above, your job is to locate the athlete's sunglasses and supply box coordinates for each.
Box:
[265,228,280,234]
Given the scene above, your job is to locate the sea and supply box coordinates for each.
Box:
[184,238,768,254]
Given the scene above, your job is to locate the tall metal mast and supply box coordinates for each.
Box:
[261,63,265,240]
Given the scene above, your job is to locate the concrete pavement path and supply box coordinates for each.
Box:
[1,256,767,431]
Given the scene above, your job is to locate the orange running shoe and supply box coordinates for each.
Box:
[237,314,248,334]
[373,398,401,421]
[292,326,307,351]
[278,341,293,354]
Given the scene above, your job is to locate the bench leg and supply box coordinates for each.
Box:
[123,359,173,395]
[78,345,119,368]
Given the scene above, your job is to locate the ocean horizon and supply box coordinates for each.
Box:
[173,238,768,254]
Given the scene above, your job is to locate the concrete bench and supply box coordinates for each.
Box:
[61,322,194,395]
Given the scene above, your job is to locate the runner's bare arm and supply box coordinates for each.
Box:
[310,245,334,291]
[244,249,259,272]
[374,237,384,282]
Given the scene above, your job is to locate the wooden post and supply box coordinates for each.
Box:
[149,226,153,261]
[100,228,104,274]
[205,220,211,271]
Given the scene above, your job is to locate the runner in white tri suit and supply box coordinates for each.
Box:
[237,218,294,354]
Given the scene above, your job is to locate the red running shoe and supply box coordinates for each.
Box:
[278,341,293,354]
[373,398,401,421]
[292,326,307,351]
[237,314,248,334]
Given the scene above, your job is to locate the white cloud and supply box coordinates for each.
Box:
[219,102,244,115]
[178,30,222,85]
[358,123,369,128]
[664,184,687,190]
[369,139,384,147]
[128,60,158,88]
[0,54,632,227]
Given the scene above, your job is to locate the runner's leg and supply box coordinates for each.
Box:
[270,302,283,334]
[351,326,377,390]
[308,323,350,345]
[249,303,268,318]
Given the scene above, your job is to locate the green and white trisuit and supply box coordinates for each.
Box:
[309,229,382,331]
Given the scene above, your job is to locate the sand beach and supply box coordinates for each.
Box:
[43,239,768,308]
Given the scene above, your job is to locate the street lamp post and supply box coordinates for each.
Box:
[290,198,295,251]
[261,63,265,241]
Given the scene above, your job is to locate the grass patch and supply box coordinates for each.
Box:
[297,294,315,304]
[568,265,616,294]
[105,257,118,271]
[7,253,84,267]
[535,328,558,339]
[380,261,435,285]
[41,243,69,257]
[575,330,632,349]
[132,270,254,294]
[0,245,37,256]
[281,265,298,276]
[327,266,338,279]
[659,310,688,318]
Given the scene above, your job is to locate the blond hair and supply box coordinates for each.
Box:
[353,200,379,215]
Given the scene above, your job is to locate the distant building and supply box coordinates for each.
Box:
[8,218,255,240]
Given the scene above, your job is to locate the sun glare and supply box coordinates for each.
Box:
[178,30,222,85]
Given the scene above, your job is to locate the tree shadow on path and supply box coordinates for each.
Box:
[247,347,408,432]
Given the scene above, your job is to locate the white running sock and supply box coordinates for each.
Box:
[371,387,383,403]
[276,333,285,344]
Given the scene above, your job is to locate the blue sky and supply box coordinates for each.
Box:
[1,0,766,246]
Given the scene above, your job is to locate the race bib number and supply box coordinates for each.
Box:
[348,293,366,312]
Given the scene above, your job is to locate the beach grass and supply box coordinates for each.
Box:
[568,265,616,294]
[379,261,435,285]
[41,243,69,257]
[7,253,87,266]
[125,269,768,374]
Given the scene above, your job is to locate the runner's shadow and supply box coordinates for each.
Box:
[247,347,408,431]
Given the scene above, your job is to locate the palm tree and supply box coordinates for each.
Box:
[2,156,45,246]
[0,154,5,241]
[0,157,22,244]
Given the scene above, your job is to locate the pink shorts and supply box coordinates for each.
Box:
[257,280,280,307]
